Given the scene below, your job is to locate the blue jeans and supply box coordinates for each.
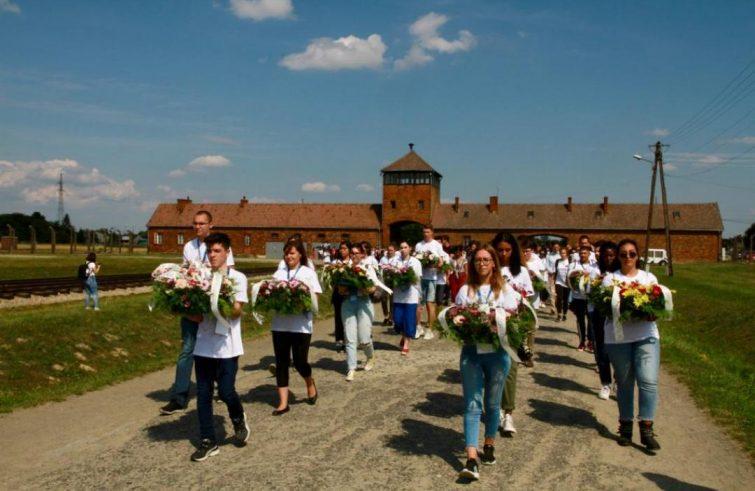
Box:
[605,337,660,421]
[460,345,510,448]
[342,296,374,370]
[170,317,198,407]
[83,276,99,309]
[194,355,244,442]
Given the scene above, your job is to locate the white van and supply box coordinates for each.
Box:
[643,248,669,266]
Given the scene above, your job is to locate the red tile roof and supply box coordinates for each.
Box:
[432,202,723,232]
[381,150,440,174]
[147,202,382,230]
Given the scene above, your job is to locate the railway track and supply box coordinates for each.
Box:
[0,267,278,300]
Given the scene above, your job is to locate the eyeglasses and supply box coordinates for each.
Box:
[474,258,493,264]
[619,252,638,259]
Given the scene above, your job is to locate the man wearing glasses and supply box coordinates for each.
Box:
[161,210,235,415]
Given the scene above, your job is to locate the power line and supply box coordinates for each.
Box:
[678,145,755,176]
[666,173,755,192]
[684,107,755,154]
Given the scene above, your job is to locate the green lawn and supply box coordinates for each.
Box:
[653,263,754,458]
[0,291,334,413]
[0,254,277,280]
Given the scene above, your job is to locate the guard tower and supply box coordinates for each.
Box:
[380,143,443,245]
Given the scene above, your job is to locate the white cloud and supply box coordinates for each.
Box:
[356,183,374,192]
[517,31,528,39]
[0,158,139,207]
[229,0,293,21]
[187,154,231,169]
[168,169,186,178]
[728,136,755,145]
[301,181,341,193]
[248,196,283,203]
[0,0,21,14]
[395,12,476,71]
[203,134,238,145]
[664,163,677,171]
[280,34,387,71]
[645,128,670,137]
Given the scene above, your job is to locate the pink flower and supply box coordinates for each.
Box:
[452,315,467,326]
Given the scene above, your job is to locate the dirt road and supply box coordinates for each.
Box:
[1,311,752,489]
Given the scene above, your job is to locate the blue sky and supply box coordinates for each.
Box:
[1,0,753,235]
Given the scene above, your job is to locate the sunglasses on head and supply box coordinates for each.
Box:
[619,251,638,259]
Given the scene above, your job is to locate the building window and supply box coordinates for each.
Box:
[153,232,163,245]
[527,211,535,219]
[271,233,279,239]
[673,211,681,219]
[244,235,251,246]
[463,235,472,246]
[317,233,326,239]
[418,200,425,210]
[463,210,470,218]
[390,200,396,209]
[177,233,184,245]
[342,233,350,240]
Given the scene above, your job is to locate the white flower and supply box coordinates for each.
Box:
[452,315,466,326]
[175,279,188,289]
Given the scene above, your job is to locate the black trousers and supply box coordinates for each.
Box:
[272,331,313,388]
[195,355,243,442]
[332,291,345,342]
[555,284,570,316]
[590,311,613,385]
[572,298,588,344]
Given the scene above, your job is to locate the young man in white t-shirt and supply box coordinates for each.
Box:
[414,224,445,340]
[189,233,249,462]
[161,210,235,416]
[378,243,398,327]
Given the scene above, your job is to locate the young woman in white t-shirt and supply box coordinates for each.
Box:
[602,238,661,451]
[392,241,423,355]
[83,252,101,311]
[554,248,571,321]
[331,241,352,353]
[269,240,322,415]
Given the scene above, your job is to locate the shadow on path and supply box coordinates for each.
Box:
[536,352,594,370]
[311,356,344,374]
[145,410,228,446]
[437,368,461,384]
[385,418,464,472]
[413,392,462,418]
[530,372,595,396]
[538,325,574,335]
[534,337,572,349]
[527,399,615,441]
[242,355,276,372]
[642,472,717,491]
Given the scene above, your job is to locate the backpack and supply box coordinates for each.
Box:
[77,263,89,283]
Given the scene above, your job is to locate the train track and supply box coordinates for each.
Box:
[0,267,278,300]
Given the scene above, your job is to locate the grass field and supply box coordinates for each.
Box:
[0,254,277,280]
[653,263,754,458]
[0,291,334,413]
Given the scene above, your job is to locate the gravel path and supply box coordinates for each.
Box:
[0,311,752,490]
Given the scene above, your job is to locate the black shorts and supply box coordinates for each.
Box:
[435,284,448,305]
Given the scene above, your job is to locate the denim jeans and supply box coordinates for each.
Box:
[342,296,374,370]
[460,345,510,448]
[605,337,660,421]
[194,355,244,442]
[83,276,99,309]
[170,317,198,407]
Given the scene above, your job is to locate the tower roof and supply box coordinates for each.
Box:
[381,144,441,176]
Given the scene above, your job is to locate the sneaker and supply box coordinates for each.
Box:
[598,385,611,400]
[458,458,480,480]
[85,306,92,310]
[93,307,101,311]
[423,329,435,340]
[502,413,517,434]
[232,412,250,445]
[345,369,355,382]
[335,341,345,353]
[363,357,375,371]
[191,439,219,462]
[481,444,496,465]
[160,400,186,415]
[415,326,425,340]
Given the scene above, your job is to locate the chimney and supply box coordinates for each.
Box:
[489,196,499,213]
[601,196,608,214]
[453,196,460,212]
[176,196,192,212]
[409,142,415,152]
[240,195,249,207]
[566,196,573,212]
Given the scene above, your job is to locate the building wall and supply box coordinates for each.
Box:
[148,227,381,257]
[436,229,721,262]
[381,183,438,245]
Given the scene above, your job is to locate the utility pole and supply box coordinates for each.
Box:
[643,147,659,268]
[643,141,673,276]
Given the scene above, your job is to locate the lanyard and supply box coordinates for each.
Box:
[287,265,301,281]
[195,238,207,262]
[476,287,493,305]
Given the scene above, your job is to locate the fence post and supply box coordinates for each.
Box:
[128,231,134,254]
[29,225,36,254]
[50,226,56,254]
[70,226,76,253]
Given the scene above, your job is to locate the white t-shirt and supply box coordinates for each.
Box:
[545,252,560,274]
[501,266,535,298]
[455,284,522,311]
[379,252,398,267]
[277,258,315,271]
[602,270,660,345]
[567,261,597,300]
[415,239,445,281]
[392,256,422,305]
[270,265,322,334]
[193,268,248,359]
[436,250,451,286]
[525,255,545,281]
[183,237,235,267]
[86,261,97,278]
[554,257,571,287]
[571,251,597,266]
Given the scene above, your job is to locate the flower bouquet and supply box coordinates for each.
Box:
[505,303,537,350]
[529,271,548,294]
[439,260,454,275]
[414,251,441,269]
[605,281,673,322]
[323,263,374,292]
[587,277,612,316]
[436,301,534,351]
[150,262,235,318]
[568,271,590,293]
[381,264,418,289]
[253,279,313,316]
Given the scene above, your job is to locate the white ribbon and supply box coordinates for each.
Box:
[578,274,589,295]
[611,282,674,342]
[365,265,393,295]
[437,304,521,363]
[660,285,674,320]
[211,271,233,336]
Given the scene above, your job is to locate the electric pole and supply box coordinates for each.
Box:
[643,141,674,276]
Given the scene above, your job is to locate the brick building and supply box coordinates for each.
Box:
[147,145,723,261]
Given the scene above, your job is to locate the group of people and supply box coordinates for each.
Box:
[156,211,662,478]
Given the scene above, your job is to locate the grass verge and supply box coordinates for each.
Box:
[653,263,754,459]
[0,290,334,413]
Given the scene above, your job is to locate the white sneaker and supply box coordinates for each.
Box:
[598,385,611,400]
[423,329,435,340]
[415,326,425,339]
[93,307,101,311]
[363,357,375,371]
[85,307,91,310]
[502,413,517,434]
[345,369,355,382]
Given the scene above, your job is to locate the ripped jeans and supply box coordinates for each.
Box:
[460,345,510,448]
